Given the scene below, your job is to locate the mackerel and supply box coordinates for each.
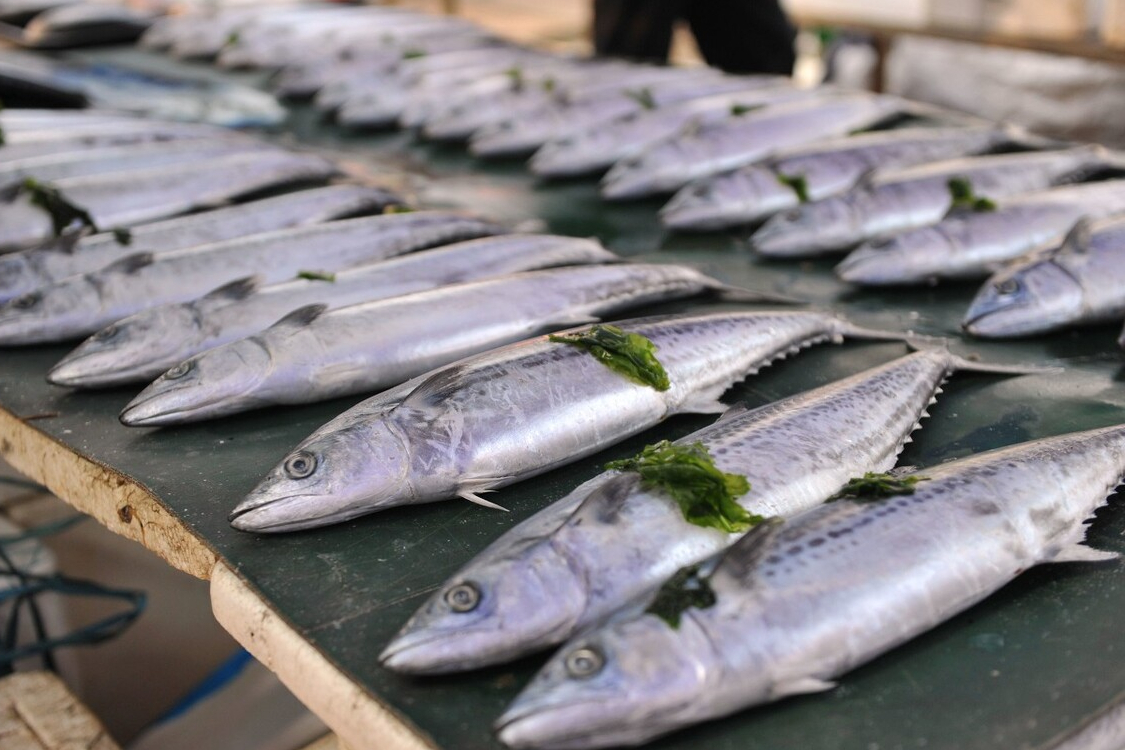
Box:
[752,145,1122,257]
[0,121,243,164]
[0,211,503,345]
[119,264,784,426]
[964,218,1125,337]
[598,94,905,200]
[660,125,1021,231]
[0,150,339,251]
[0,184,400,305]
[381,348,1032,674]
[228,310,904,533]
[50,235,619,388]
[497,424,1125,749]
[836,178,1125,285]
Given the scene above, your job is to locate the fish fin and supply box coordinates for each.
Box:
[1049,544,1119,564]
[678,393,730,415]
[459,491,510,512]
[271,303,327,329]
[905,338,1060,377]
[832,318,936,345]
[713,285,804,305]
[53,230,84,255]
[1053,217,1094,257]
[773,677,837,699]
[103,252,154,275]
[404,364,470,406]
[541,312,599,330]
[203,276,261,302]
[716,517,785,582]
[714,403,750,423]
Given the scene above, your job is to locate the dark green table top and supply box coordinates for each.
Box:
[3,46,1125,750]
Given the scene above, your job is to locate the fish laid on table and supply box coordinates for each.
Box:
[0,150,339,251]
[228,311,906,533]
[659,125,1026,231]
[751,145,1124,257]
[963,218,1125,337]
[598,93,906,200]
[50,234,620,388]
[0,119,242,164]
[0,211,503,345]
[836,178,1125,285]
[22,3,157,49]
[0,184,400,305]
[497,423,1125,750]
[119,264,788,426]
[382,348,1038,674]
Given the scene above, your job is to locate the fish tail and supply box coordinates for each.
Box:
[714,285,805,305]
[906,335,1060,376]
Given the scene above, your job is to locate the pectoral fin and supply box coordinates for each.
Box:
[772,677,836,699]
[457,475,515,511]
[1050,544,1119,564]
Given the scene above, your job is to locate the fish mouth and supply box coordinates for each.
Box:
[119,381,242,426]
[227,493,326,533]
[495,697,616,750]
[379,625,500,674]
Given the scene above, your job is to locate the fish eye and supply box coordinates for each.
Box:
[994,278,1021,296]
[443,581,481,613]
[565,646,605,679]
[283,450,318,479]
[164,361,193,380]
[690,183,711,199]
[93,325,118,341]
[10,292,40,310]
[782,209,802,222]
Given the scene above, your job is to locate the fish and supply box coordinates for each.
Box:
[751,145,1124,258]
[49,234,619,388]
[0,211,504,345]
[0,184,400,305]
[963,218,1125,337]
[0,119,240,164]
[227,310,905,534]
[836,178,1125,286]
[380,348,1035,674]
[119,264,788,427]
[22,3,157,49]
[598,93,905,200]
[0,150,339,251]
[496,422,1125,750]
[659,125,1023,231]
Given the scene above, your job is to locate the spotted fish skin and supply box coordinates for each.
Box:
[498,424,1125,750]
[380,349,1015,674]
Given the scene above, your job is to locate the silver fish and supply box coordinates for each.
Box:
[49,234,618,388]
[119,264,781,427]
[599,93,904,200]
[0,120,241,164]
[381,348,1030,674]
[228,310,896,534]
[752,145,1121,258]
[497,423,1125,750]
[0,184,399,305]
[660,125,1020,231]
[963,218,1125,337]
[836,178,1125,286]
[0,150,339,251]
[0,211,503,345]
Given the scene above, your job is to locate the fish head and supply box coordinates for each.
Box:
[229,419,414,532]
[0,277,98,346]
[496,615,713,749]
[661,166,793,230]
[835,226,955,286]
[49,304,206,388]
[749,195,862,257]
[963,259,1083,337]
[118,338,273,426]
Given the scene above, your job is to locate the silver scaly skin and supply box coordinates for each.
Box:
[118,263,785,427]
[752,144,1122,258]
[598,94,904,201]
[381,349,1035,674]
[50,235,619,389]
[498,424,1125,750]
[836,178,1125,286]
[965,217,1125,337]
[228,310,903,533]
[0,212,503,346]
[0,185,399,306]
[660,125,1017,232]
[0,121,244,166]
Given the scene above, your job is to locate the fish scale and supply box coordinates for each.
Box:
[497,424,1125,750]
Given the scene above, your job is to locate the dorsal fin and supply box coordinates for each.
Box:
[1055,217,1093,257]
[203,276,261,302]
[403,363,470,406]
[576,473,642,524]
[271,303,326,329]
[716,517,785,582]
[104,252,154,275]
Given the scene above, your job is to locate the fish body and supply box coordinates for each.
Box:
[0,212,503,345]
[752,145,1120,257]
[49,235,618,388]
[498,424,1125,749]
[228,310,902,533]
[660,126,1019,231]
[0,120,239,164]
[598,94,903,200]
[837,178,1125,285]
[119,264,772,426]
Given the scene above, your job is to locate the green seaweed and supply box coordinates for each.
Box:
[948,177,997,212]
[296,270,336,282]
[828,472,929,502]
[111,227,132,246]
[776,172,810,203]
[625,87,657,110]
[21,178,97,237]
[645,564,716,629]
[730,103,755,116]
[549,324,670,391]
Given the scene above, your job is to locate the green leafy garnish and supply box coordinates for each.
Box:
[829,472,929,502]
[401,48,426,60]
[730,103,755,116]
[645,564,716,629]
[224,30,240,48]
[382,204,414,214]
[112,227,132,246]
[625,87,656,110]
[504,66,524,91]
[948,177,997,212]
[549,324,670,391]
[606,441,757,532]
[541,77,556,93]
[297,270,336,282]
[22,178,97,237]
[776,172,809,203]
